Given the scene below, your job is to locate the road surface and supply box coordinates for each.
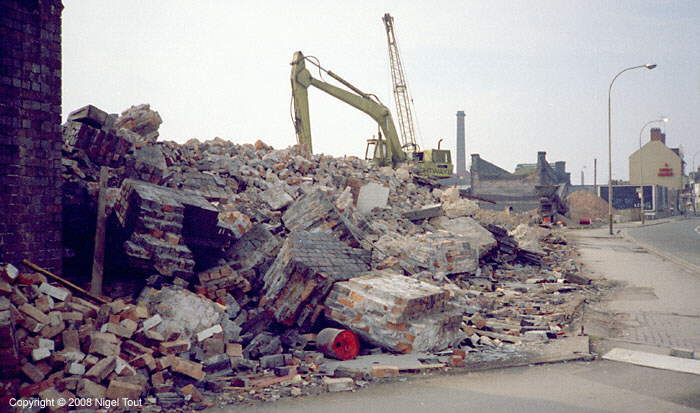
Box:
[626,217,700,269]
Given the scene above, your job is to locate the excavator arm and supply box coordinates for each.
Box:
[290,51,406,166]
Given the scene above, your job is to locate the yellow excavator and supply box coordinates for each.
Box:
[290,51,453,178]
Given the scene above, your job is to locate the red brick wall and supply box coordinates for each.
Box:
[0,0,64,274]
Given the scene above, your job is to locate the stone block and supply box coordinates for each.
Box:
[260,184,294,210]
[67,105,110,129]
[325,270,462,353]
[323,377,354,392]
[356,182,389,214]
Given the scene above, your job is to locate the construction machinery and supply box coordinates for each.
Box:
[290,51,453,178]
[382,13,453,178]
[382,13,418,152]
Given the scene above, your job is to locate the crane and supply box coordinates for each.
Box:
[382,13,418,152]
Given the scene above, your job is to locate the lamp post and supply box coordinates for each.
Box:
[608,63,657,235]
[638,117,668,224]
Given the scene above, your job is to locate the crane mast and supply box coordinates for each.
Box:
[382,13,418,152]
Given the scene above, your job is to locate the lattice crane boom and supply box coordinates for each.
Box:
[382,13,418,151]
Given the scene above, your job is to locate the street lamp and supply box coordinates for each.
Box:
[638,117,668,224]
[608,63,657,235]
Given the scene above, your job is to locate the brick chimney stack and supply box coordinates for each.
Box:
[650,127,666,145]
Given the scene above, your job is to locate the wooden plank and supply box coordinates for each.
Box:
[603,348,700,376]
[22,259,110,305]
[90,166,109,296]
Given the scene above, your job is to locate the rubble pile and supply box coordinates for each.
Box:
[0,104,595,408]
[566,189,616,222]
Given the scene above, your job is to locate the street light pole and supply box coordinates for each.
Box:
[608,64,657,235]
[638,118,668,224]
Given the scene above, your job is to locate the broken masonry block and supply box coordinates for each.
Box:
[67,105,109,129]
[125,145,168,184]
[63,120,134,167]
[402,203,443,221]
[324,270,462,353]
[196,264,251,301]
[282,189,365,247]
[114,104,163,144]
[355,182,389,214]
[260,231,371,329]
[260,183,294,210]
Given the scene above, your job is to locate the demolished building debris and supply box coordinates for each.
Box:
[0,104,599,409]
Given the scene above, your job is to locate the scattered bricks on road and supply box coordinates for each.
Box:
[159,340,190,355]
[85,356,116,382]
[38,283,71,301]
[370,365,399,378]
[323,377,354,392]
[196,324,223,342]
[105,379,143,401]
[448,355,465,367]
[167,355,204,381]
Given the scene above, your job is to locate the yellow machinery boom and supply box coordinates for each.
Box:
[290,51,405,166]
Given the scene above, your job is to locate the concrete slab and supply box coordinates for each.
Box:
[603,348,700,375]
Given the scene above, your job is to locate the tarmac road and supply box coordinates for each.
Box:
[625,217,700,270]
[219,360,700,413]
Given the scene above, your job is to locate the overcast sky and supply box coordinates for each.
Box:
[62,1,699,183]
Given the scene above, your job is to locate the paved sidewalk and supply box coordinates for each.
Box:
[570,227,700,353]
